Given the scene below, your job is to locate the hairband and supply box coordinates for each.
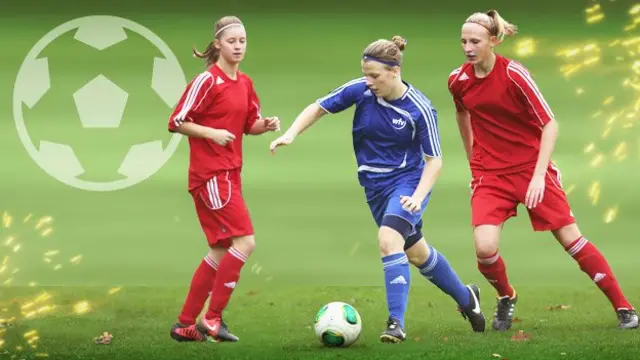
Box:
[362,55,399,67]
[465,19,503,40]
[215,23,244,37]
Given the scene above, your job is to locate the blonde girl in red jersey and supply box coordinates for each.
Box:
[167,15,280,343]
[448,9,637,331]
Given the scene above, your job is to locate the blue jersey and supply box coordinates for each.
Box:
[316,77,442,194]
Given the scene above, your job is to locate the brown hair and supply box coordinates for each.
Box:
[193,16,244,67]
[362,36,407,68]
[465,10,517,42]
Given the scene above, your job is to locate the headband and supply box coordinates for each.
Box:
[465,20,504,41]
[215,23,244,37]
[362,55,399,67]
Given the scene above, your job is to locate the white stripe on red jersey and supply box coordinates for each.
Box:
[172,72,214,126]
[506,61,555,125]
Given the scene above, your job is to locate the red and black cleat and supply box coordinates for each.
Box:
[197,317,239,342]
[170,323,207,342]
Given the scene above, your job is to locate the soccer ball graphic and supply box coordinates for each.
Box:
[12,16,186,192]
[314,301,362,347]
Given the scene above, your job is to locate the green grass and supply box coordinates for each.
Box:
[2,285,640,359]
[1,0,640,358]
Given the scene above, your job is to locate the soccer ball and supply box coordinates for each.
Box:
[13,15,186,192]
[313,301,362,347]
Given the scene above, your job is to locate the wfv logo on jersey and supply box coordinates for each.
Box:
[13,15,187,192]
[392,118,407,130]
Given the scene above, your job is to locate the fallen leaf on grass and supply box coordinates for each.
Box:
[510,330,531,342]
[246,290,258,296]
[547,304,570,311]
[94,332,113,345]
[512,317,522,323]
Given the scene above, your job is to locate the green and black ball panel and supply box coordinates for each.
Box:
[342,304,359,325]
[321,329,345,347]
[314,304,328,324]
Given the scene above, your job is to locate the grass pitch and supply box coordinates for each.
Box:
[2,1,640,358]
[2,285,639,359]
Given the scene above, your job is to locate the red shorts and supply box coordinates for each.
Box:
[470,164,575,231]
[189,169,254,247]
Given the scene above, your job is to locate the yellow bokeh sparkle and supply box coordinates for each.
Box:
[0,212,107,358]
[514,38,536,57]
[2,213,12,229]
[604,206,619,223]
[558,3,640,221]
[73,301,91,315]
[588,181,601,206]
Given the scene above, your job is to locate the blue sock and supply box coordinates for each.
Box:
[419,245,470,308]
[382,253,410,328]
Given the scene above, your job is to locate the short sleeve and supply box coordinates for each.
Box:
[409,90,442,158]
[506,61,555,126]
[244,80,261,134]
[450,89,466,112]
[168,72,215,132]
[447,68,466,112]
[417,104,442,158]
[316,77,367,114]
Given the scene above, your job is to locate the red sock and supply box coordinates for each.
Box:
[477,251,515,298]
[177,255,218,325]
[205,247,247,320]
[566,236,632,311]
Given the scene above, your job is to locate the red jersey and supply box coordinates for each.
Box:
[448,54,555,176]
[168,64,261,190]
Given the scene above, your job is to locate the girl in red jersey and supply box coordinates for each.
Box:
[167,15,280,343]
[448,9,637,331]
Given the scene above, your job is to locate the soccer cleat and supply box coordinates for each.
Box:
[170,323,206,342]
[458,284,486,332]
[491,291,518,331]
[617,309,639,329]
[197,317,239,342]
[379,317,406,344]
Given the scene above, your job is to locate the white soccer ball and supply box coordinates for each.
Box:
[313,301,362,347]
[13,15,186,192]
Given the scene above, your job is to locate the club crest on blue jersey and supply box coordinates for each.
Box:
[391,118,407,130]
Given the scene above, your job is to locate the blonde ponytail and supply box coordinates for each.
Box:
[193,15,243,67]
[465,10,518,43]
[486,10,518,41]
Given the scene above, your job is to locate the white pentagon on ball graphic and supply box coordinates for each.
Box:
[73,75,129,129]
[13,15,187,192]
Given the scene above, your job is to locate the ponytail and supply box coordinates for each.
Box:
[193,16,243,68]
[486,9,518,41]
[193,41,220,67]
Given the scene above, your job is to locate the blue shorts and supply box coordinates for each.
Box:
[366,184,431,247]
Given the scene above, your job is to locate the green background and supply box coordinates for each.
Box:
[0,0,639,358]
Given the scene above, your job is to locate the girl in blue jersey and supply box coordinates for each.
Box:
[270,36,485,342]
